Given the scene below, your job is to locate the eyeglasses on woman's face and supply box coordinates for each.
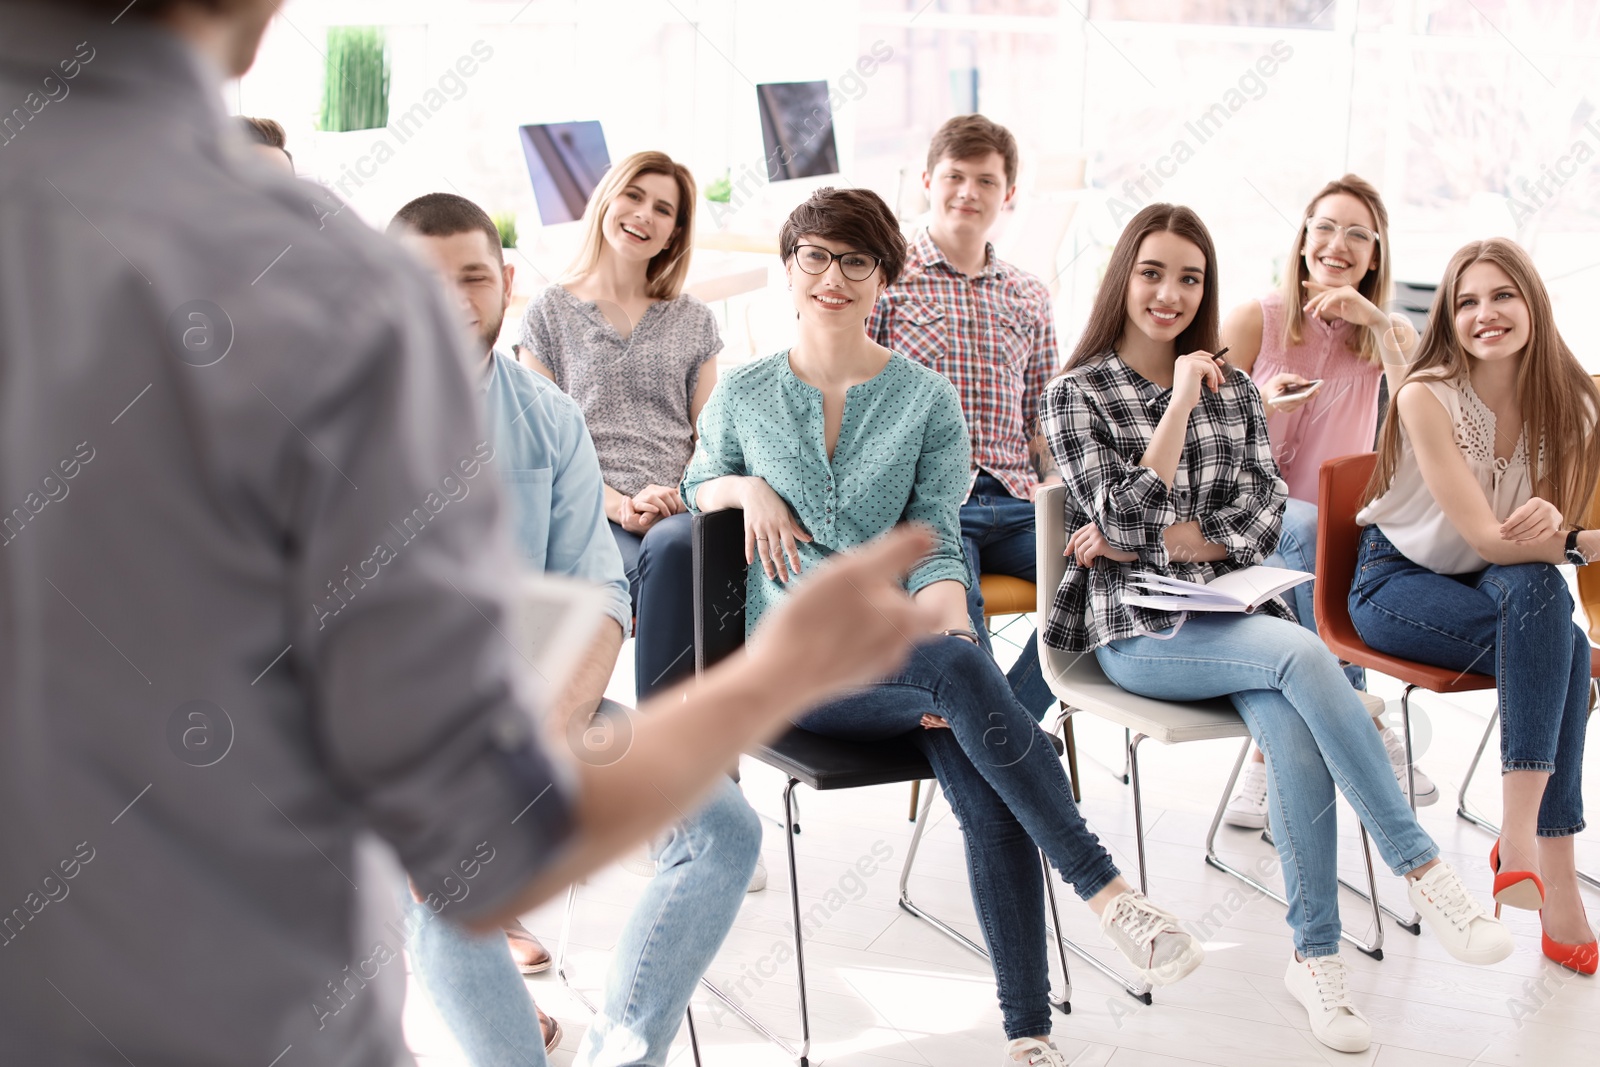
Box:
[1305,217,1378,248]
[790,243,882,282]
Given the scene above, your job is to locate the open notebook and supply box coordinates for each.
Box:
[1122,565,1313,614]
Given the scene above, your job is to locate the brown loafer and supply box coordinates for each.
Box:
[538,1007,561,1055]
[504,919,551,975]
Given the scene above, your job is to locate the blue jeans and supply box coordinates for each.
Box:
[1095,614,1439,958]
[578,776,760,1066]
[1349,525,1590,836]
[1268,496,1365,690]
[406,893,549,1067]
[612,513,698,702]
[961,473,1054,720]
[798,636,1119,1040]
[408,735,760,1066]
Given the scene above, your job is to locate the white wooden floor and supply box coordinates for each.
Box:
[403,624,1600,1066]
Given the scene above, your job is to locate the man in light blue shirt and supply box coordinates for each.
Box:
[390,194,760,1067]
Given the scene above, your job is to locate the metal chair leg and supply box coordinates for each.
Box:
[899,778,1149,1004]
[1039,851,1073,1015]
[1456,707,1501,834]
[557,883,707,1065]
[1455,704,1600,892]
[907,779,921,822]
[1044,705,1085,804]
[700,778,810,1063]
[1332,688,1423,936]
[555,882,598,1014]
[1062,711,1082,803]
[779,778,811,1064]
[1203,739,1391,958]
[685,1004,702,1064]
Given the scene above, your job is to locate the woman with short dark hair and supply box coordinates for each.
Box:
[684,187,1204,1067]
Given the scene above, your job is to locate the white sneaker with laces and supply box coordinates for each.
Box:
[1223,760,1269,829]
[1408,861,1513,964]
[1098,890,1204,985]
[1003,1037,1072,1065]
[1380,724,1439,806]
[1285,951,1371,1053]
[747,854,768,893]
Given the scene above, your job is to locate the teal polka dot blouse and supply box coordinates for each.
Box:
[682,350,972,636]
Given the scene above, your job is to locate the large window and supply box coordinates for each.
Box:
[240,0,1600,364]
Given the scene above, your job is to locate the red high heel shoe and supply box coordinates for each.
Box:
[1542,929,1599,975]
[1490,839,1546,917]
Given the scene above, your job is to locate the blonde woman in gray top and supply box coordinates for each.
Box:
[517,151,722,703]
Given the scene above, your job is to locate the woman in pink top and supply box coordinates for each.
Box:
[1219,175,1435,824]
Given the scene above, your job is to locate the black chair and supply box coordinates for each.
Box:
[692,508,1143,1066]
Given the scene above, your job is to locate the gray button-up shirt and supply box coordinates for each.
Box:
[0,8,574,1064]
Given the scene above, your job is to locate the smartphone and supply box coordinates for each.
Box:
[1268,379,1323,406]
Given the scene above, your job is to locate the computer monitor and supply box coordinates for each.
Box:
[519,121,611,225]
[755,80,839,182]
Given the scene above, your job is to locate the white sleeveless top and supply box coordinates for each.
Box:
[1356,377,1536,574]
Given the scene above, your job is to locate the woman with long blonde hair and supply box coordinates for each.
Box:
[1218,175,1440,825]
[517,150,721,704]
[1350,237,1600,974]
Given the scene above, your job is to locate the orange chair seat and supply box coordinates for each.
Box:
[979,574,1036,618]
[1316,453,1496,695]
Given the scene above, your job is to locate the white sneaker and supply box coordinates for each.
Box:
[1408,861,1513,964]
[1285,951,1371,1053]
[1098,890,1204,985]
[747,854,768,893]
[620,843,657,879]
[1357,691,1386,718]
[1380,725,1439,806]
[1003,1037,1072,1065]
[1223,760,1270,829]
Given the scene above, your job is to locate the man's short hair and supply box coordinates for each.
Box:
[388,193,504,267]
[926,114,1018,189]
[238,116,286,149]
[778,186,906,287]
[237,116,291,164]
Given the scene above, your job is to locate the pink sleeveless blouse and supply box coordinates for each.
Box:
[1249,291,1383,503]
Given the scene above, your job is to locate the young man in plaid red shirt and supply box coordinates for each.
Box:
[866,114,1061,718]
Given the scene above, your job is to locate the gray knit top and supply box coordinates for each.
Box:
[518,285,722,497]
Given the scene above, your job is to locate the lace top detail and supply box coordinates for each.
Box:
[1457,378,1528,478]
[1456,377,1547,486]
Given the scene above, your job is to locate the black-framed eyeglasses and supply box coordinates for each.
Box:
[1305,217,1378,247]
[789,243,882,281]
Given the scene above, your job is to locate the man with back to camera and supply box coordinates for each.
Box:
[867,114,1063,720]
[389,192,764,1067]
[0,3,937,1063]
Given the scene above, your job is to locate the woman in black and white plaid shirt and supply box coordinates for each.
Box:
[1041,204,1510,1055]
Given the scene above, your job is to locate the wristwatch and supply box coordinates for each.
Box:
[1565,528,1588,566]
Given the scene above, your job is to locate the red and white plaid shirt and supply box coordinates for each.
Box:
[867,228,1061,502]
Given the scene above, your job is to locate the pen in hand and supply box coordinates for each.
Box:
[1211,346,1232,379]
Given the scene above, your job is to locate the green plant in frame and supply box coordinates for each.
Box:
[493,212,519,250]
[704,169,732,204]
[320,27,390,133]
